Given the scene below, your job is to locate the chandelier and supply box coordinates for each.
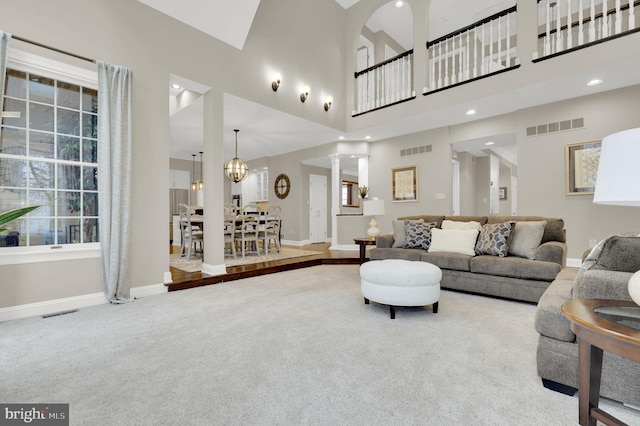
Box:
[224,129,249,183]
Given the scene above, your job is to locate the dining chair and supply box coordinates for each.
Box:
[179,203,203,260]
[239,211,260,257]
[260,215,281,255]
[223,214,237,258]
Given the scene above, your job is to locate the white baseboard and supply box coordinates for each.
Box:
[0,283,168,322]
[164,271,173,284]
[202,262,226,276]
[566,258,582,268]
[330,244,359,251]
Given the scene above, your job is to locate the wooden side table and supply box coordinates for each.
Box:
[353,238,376,264]
[561,299,640,426]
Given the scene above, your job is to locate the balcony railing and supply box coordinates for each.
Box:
[424,6,519,95]
[536,0,640,60]
[353,49,415,117]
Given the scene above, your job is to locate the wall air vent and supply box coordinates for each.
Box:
[526,117,585,137]
[400,144,432,157]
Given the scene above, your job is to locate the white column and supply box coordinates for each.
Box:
[329,154,341,250]
[358,156,369,190]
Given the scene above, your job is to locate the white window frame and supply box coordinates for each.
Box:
[0,49,100,265]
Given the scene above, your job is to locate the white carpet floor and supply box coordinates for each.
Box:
[1,265,639,425]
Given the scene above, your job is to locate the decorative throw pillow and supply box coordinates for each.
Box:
[403,221,436,250]
[508,221,547,260]
[441,219,482,231]
[475,222,515,257]
[392,219,423,248]
[429,228,479,256]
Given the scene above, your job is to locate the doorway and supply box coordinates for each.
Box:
[309,174,327,243]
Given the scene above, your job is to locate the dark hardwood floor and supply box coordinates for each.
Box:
[168,242,362,292]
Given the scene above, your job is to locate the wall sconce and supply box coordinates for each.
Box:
[324,96,333,111]
[271,72,282,91]
[300,85,310,103]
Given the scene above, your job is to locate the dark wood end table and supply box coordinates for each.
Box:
[353,237,376,264]
[561,299,640,426]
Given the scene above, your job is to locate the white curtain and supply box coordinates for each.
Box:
[0,30,12,127]
[97,61,134,304]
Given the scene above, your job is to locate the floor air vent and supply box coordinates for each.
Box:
[526,117,584,137]
[42,309,79,319]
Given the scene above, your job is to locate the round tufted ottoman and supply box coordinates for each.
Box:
[359,259,442,319]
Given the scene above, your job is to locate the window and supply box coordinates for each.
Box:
[1,61,99,247]
[256,170,268,201]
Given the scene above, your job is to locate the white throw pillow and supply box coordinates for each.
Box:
[429,228,479,256]
[441,219,482,231]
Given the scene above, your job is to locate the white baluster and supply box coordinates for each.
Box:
[465,30,471,80]
[578,0,584,45]
[458,34,463,83]
[444,40,450,87]
[437,43,443,89]
[451,36,457,85]
[545,0,551,56]
[630,0,636,30]
[473,28,478,78]
[489,21,494,72]
[506,12,511,67]
[409,53,413,97]
[602,0,609,38]
[429,48,435,91]
[567,0,573,48]
[589,0,596,42]
[615,0,622,33]
[556,0,564,52]
[498,15,502,68]
[481,23,486,75]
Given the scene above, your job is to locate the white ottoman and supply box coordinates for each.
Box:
[360,259,442,319]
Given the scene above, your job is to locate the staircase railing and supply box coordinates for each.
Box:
[353,49,415,117]
[536,0,640,61]
[425,6,519,95]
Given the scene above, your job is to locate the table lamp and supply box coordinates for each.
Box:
[593,127,640,305]
[363,199,385,240]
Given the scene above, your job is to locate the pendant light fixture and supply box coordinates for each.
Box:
[224,129,249,183]
[191,154,197,191]
[198,151,204,190]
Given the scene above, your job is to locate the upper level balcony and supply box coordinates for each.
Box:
[350,0,640,125]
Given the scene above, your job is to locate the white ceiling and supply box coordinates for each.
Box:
[166,0,640,172]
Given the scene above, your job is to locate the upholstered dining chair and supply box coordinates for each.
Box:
[223,214,237,258]
[239,210,260,257]
[259,215,281,255]
[179,203,203,260]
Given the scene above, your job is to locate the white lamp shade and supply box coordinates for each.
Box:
[363,199,385,216]
[593,128,640,206]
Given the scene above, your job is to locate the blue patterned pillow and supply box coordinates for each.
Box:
[475,222,514,257]
[403,222,436,250]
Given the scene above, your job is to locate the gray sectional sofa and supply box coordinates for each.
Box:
[370,215,567,303]
[535,234,640,406]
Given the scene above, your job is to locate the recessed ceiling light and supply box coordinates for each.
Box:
[171,84,181,89]
[338,136,345,140]
[395,1,404,7]
[485,141,495,146]
[466,109,476,116]
[364,136,372,140]
[587,78,603,86]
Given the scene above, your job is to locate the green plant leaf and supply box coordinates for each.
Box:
[0,205,41,231]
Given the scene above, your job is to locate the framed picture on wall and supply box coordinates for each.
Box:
[565,141,602,195]
[499,187,507,200]
[391,165,418,202]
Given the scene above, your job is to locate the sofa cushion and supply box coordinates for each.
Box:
[391,219,423,248]
[441,219,482,231]
[369,247,423,261]
[470,256,561,281]
[590,235,640,273]
[422,252,471,272]
[573,269,634,301]
[508,220,547,260]
[475,222,514,257]
[398,215,445,228]
[403,222,436,250]
[535,269,578,342]
[487,216,565,243]
[429,228,479,256]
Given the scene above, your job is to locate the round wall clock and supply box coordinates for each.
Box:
[274,174,290,199]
